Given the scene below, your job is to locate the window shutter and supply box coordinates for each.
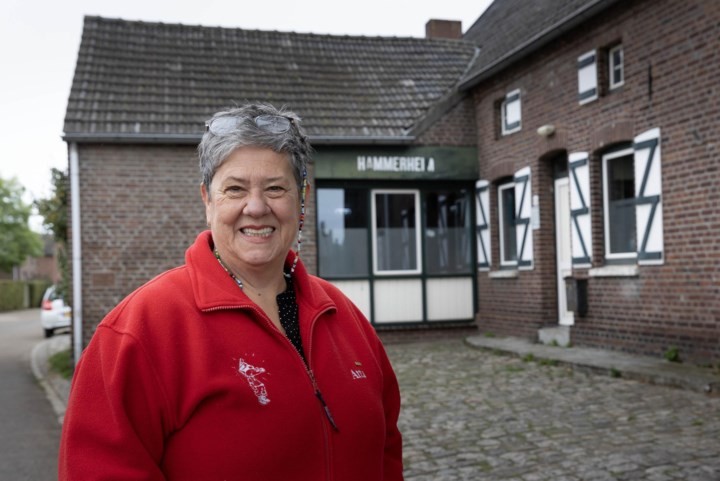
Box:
[503,89,521,134]
[568,152,592,267]
[577,50,598,104]
[633,128,664,265]
[475,180,491,270]
[514,167,533,270]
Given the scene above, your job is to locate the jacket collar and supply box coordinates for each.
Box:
[186,230,334,314]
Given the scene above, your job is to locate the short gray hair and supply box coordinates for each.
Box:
[198,102,311,195]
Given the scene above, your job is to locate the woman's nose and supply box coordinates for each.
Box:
[242,191,270,217]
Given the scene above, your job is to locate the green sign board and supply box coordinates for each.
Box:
[313,146,478,180]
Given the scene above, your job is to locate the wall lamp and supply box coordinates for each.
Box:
[537,124,556,137]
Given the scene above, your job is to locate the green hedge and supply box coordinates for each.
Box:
[0,281,26,311]
[0,280,52,311]
[28,280,51,307]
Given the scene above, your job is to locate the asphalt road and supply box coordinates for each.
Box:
[0,309,61,480]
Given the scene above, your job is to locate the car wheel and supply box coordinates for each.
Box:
[44,328,54,338]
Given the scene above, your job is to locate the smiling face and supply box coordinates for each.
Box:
[201,146,301,276]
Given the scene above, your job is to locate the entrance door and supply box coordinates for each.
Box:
[554,177,574,326]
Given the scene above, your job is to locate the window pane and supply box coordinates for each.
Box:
[424,190,471,274]
[499,184,517,263]
[317,188,368,277]
[607,154,636,254]
[375,192,418,272]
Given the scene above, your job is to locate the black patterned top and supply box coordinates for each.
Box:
[276,278,306,365]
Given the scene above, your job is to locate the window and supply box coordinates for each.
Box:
[497,182,517,266]
[372,190,421,274]
[424,190,472,274]
[602,146,636,260]
[608,44,624,90]
[577,50,598,104]
[501,89,521,135]
[317,188,369,277]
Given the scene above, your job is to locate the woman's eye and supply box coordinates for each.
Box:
[267,186,285,195]
[224,186,244,195]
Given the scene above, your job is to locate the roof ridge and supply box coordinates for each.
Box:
[83,15,472,44]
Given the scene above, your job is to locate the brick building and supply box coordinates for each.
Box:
[461,0,719,363]
[63,17,480,359]
[65,1,719,365]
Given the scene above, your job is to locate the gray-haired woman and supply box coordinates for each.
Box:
[59,102,404,481]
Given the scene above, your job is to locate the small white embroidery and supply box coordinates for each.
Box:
[351,369,367,380]
[238,358,270,405]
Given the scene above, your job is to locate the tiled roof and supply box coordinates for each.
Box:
[64,16,478,143]
[460,0,620,88]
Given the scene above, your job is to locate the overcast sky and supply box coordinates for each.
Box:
[0,0,491,229]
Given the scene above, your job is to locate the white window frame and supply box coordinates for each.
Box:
[609,44,624,90]
[497,182,517,267]
[371,189,422,275]
[602,146,636,261]
[501,89,521,135]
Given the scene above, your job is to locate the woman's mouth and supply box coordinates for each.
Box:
[241,227,274,237]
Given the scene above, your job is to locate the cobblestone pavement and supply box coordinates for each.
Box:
[386,339,720,481]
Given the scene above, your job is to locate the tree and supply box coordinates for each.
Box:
[35,168,70,298]
[0,176,43,273]
[35,168,68,243]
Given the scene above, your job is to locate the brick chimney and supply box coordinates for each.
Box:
[425,19,462,39]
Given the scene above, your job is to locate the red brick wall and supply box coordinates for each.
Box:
[415,96,478,146]
[471,0,720,363]
[74,143,318,346]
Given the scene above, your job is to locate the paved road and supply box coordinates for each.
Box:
[0,309,61,480]
[386,339,720,481]
[6,309,720,481]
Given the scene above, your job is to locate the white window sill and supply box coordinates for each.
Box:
[588,265,638,278]
[488,269,519,279]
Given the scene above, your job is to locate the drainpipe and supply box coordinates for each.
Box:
[69,142,83,363]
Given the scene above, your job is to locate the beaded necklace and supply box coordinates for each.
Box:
[213,249,245,290]
[213,249,292,292]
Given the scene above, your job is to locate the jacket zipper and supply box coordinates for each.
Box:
[303,305,336,481]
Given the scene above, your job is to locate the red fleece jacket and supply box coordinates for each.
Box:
[59,231,403,480]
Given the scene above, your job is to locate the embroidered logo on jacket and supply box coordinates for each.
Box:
[351,360,367,380]
[238,358,270,405]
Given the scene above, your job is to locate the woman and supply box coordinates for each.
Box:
[58,103,404,480]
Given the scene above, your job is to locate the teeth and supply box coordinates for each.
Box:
[241,227,274,237]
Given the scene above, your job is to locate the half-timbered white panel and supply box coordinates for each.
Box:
[475,180,491,270]
[568,152,592,267]
[633,128,664,265]
[514,167,533,270]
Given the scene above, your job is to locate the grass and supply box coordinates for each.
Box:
[664,346,681,363]
[48,348,74,380]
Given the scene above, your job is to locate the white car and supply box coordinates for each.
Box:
[41,285,71,338]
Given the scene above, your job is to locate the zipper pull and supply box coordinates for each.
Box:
[315,389,339,432]
[307,368,339,431]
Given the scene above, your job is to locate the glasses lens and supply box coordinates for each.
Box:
[208,117,241,136]
[255,115,291,133]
